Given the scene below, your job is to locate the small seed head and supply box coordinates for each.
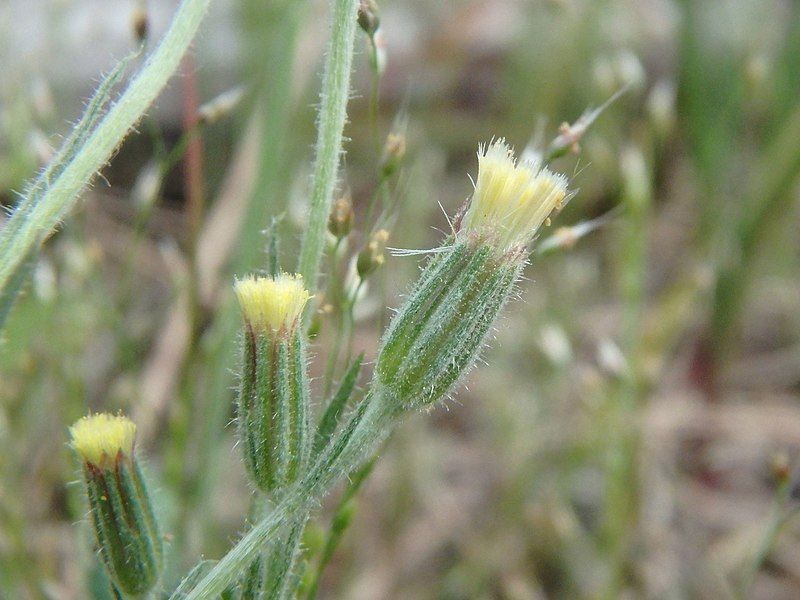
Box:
[461,139,569,252]
[357,0,380,37]
[328,194,355,238]
[198,86,245,125]
[70,414,136,469]
[380,132,406,178]
[771,452,791,486]
[132,8,149,44]
[357,229,390,279]
[646,79,676,138]
[234,274,311,335]
[372,29,387,76]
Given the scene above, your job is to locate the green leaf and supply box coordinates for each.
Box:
[314,353,363,457]
[0,0,212,331]
[169,560,219,599]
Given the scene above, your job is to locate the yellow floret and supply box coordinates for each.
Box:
[70,414,136,468]
[461,139,569,251]
[234,273,312,333]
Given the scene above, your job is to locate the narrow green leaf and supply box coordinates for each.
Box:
[314,353,363,456]
[169,560,219,599]
[0,0,212,329]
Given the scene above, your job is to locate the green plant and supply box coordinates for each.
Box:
[0,0,212,330]
[7,1,799,598]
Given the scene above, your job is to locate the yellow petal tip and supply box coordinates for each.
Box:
[461,139,569,250]
[234,273,312,334]
[70,413,136,468]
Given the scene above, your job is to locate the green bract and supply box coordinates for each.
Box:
[375,240,522,412]
[237,329,311,494]
[80,449,162,596]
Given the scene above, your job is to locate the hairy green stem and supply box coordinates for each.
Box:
[304,456,377,599]
[297,0,360,293]
[0,0,212,304]
[264,515,307,599]
[179,395,395,599]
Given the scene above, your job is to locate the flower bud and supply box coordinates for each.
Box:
[234,274,312,494]
[198,86,245,125]
[328,194,354,239]
[356,229,389,279]
[371,29,388,76]
[70,414,162,597]
[132,7,148,44]
[646,79,676,140]
[380,132,406,178]
[460,139,570,252]
[770,452,791,487]
[375,140,570,412]
[357,0,380,37]
[375,243,520,411]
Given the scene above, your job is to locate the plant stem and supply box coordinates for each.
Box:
[264,515,308,598]
[304,456,377,599]
[297,0,360,293]
[322,238,347,397]
[736,480,794,598]
[235,0,305,273]
[0,0,212,302]
[602,146,651,598]
[707,101,800,373]
[179,395,395,599]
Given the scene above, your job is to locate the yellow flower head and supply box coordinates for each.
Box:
[461,139,569,251]
[70,414,136,468]
[234,273,312,334]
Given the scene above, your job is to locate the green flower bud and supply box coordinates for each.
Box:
[234,274,313,494]
[375,242,520,411]
[356,229,389,279]
[70,414,162,597]
[380,132,406,178]
[375,139,570,412]
[327,195,354,239]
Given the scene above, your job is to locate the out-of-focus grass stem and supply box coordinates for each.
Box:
[171,2,306,562]
[235,1,305,273]
[322,237,348,397]
[707,102,800,384]
[602,144,651,598]
[737,474,797,598]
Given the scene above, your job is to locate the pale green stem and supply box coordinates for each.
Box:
[235,1,305,272]
[0,0,212,297]
[708,101,800,366]
[297,0,360,293]
[322,238,347,397]
[264,515,307,599]
[737,480,797,598]
[602,147,652,599]
[179,395,396,599]
[304,455,377,600]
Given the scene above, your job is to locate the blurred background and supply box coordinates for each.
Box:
[2,0,800,598]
